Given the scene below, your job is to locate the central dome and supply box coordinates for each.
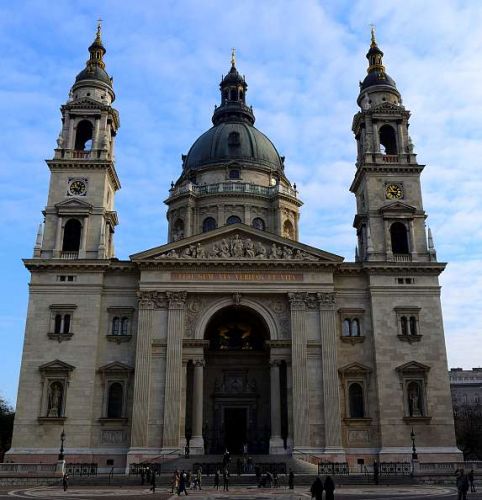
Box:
[184,121,283,171]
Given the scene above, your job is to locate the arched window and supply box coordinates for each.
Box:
[407,381,423,416]
[400,316,408,335]
[62,219,82,252]
[54,314,62,334]
[112,317,120,335]
[379,125,397,155]
[351,319,360,337]
[107,382,123,418]
[283,220,294,240]
[173,219,184,241]
[390,222,409,254]
[349,383,365,418]
[121,317,129,336]
[252,218,265,231]
[47,381,64,417]
[409,316,417,335]
[226,215,241,225]
[230,88,237,101]
[74,120,94,150]
[342,319,351,337]
[202,217,217,232]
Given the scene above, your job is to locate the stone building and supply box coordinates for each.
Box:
[8,27,461,471]
[449,368,482,408]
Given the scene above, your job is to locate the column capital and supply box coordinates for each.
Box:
[288,292,306,311]
[317,292,336,309]
[137,290,168,310]
[193,359,206,368]
[166,291,188,309]
[269,359,282,368]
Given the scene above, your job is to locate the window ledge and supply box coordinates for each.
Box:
[38,417,67,424]
[48,332,74,342]
[106,335,132,344]
[343,417,372,426]
[403,416,432,424]
[397,334,422,343]
[340,336,365,345]
[98,417,128,425]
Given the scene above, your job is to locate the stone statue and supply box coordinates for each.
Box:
[282,246,293,259]
[231,235,244,257]
[270,243,280,259]
[56,133,64,148]
[256,242,267,258]
[361,92,370,111]
[219,239,230,258]
[245,238,255,258]
[196,243,206,258]
[210,243,221,258]
[48,382,62,417]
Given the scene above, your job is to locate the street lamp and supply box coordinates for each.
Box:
[410,427,418,460]
[58,429,66,460]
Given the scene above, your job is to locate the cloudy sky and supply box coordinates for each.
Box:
[1,0,481,405]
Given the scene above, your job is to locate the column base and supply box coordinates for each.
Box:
[189,436,205,455]
[269,436,286,455]
[56,460,65,475]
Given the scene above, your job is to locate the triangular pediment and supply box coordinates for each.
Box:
[63,97,111,110]
[371,102,404,114]
[39,359,75,373]
[379,201,417,214]
[55,198,93,211]
[131,223,343,263]
[97,361,134,373]
[396,361,430,374]
[339,362,372,376]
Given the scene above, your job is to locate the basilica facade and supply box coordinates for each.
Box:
[9,27,460,471]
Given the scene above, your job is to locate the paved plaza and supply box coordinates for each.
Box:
[0,485,475,499]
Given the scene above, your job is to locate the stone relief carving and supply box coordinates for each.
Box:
[265,298,289,339]
[166,291,187,308]
[288,292,336,309]
[155,236,319,261]
[185,295,214,338]
[137,290,168,309]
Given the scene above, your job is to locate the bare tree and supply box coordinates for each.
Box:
[453,403,482,460]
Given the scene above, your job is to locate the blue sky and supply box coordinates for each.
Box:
[1,0,482,406]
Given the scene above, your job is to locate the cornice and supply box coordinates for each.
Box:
[336,261,446,276]
[23,259,137,273]
[350,163,425,193]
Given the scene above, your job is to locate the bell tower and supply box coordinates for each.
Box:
[35,22,120,260]
[350,29,436,263]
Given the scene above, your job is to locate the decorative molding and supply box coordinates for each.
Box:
[37,417,67,424]
[166,291,187,309]
[340,336,365,345]
[402,416,432,424]
[137,291,168,309]
[397,334,422,344]
[106,334,132,344]
[47,332,74,343]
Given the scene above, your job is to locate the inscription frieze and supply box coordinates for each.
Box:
[172,272,303,282]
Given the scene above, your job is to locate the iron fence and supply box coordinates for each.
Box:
[318,462,350,476]
[65,463,97,476]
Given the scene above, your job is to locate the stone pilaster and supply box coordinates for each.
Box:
[131,291,159,448]
[318,292,344,456]
[269,359,284,453]
[162,291,187,450]
[288,292,310,448]
[190,359,205,454]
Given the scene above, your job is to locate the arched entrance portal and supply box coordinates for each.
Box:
[203,306,270,454]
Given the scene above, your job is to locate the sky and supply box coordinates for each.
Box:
[1,0,482,406]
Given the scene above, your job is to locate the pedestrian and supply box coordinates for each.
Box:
[214,469,220,490]
[324,475,335,500]
[273,471,279,488]
[237,457,242,476]
[185,443,190,458]
[171,470,179,494]
[310,476,324,500]
[146,467,151,484]
[255,464,261,486]
[247,456,253,473]
[150,471,156,494]
[140,467,145,485]
[288,469,294,490]
[178,470,188,496]
[196,467,202,490]
[223,467,230,491]
[468,469,476,492]
[373,460,379,485]
[456,468,469,500]
[62,473,69,492]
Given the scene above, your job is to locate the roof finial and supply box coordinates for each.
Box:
[370,24,377,47]
[231,48,236,67]
[97,18,103,40]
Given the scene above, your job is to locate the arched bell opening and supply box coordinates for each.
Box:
[201,305,272,455]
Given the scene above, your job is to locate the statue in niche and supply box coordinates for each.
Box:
[408,384,422,416]
[48,382,63,417]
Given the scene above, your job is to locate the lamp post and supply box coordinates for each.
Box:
[58,429,66,460]
[410,427,418,460]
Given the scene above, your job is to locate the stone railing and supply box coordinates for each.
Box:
[0,463,57,474]
[168,181,298,200]
[60,251,79,260]
[418,462,482,473]
[382,155,399,163]
[393,253,412,262]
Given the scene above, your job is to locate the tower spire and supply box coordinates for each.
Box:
[231,48,236,67]
[370,24,377,47]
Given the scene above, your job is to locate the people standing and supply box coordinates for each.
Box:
[223,467,230,491]
[324,475,335,500]
[468,469,476,492]
[310,476,324,500]
[273,471,279,488]
[214,469,220,490]
[456,469,469,500]
[288,469,294,489]
[62,473,69,492]
[150,471,156,494]
[171,470,180,494]
[373,460,379,485]
[140,467,145,485]
[196,467,202,490]
[178,470,188,496]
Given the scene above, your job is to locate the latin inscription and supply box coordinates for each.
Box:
[171,272,303,282]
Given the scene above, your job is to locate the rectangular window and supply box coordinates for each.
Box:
[48,304,77,341]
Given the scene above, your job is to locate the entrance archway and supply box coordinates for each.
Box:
[202,306,270,454]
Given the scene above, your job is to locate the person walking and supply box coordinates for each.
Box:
[149,471,157,494]
[310,476,324,500]
[468,469,476,492]
[288,469,294,490]
[196,467,202,490]
[140,467,145,485]
[178,470,188,496]
[373,460,379,485]
[62,473,69,492]
[214,469,220,490]
[456,469,469,500]
[324,475,335,500]
[223,467,230,491]
[273,471,279,488]
[171,470,180,494]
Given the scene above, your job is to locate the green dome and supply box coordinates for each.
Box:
[184,121,283,171]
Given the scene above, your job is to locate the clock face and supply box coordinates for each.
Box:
[69,179,87,196]
[385,183,403,200]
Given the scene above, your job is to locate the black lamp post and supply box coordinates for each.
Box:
[410,427,418,460]
[58,429,65,460]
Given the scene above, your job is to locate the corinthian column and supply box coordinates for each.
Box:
[131,292,157,448]
[190,359,205,454]
[162,291,187,450]
[269,359,284,453]
[288,293,310,448]
[318,292,343,454]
